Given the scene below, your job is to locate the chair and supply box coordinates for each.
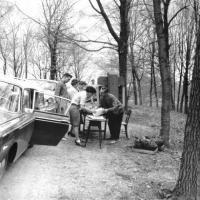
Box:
[121,109,132,139]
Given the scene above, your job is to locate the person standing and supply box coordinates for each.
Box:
[55,73,72,113]
[69,86,96,146]
[67,78,79,100]
[99,86,124,144]
[78,81,87,91]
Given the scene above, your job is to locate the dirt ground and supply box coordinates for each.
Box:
[0,106,186,200]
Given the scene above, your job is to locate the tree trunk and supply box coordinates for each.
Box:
[3,59,7,75]
[153,0,171,147]
[132,72,138,105]
[130,45,138,105]
[183,66,189,114]
[172,13,200,200]
[198,157,200,199]
[153,65,158,108]
[150,65,153,107]
[150,46,153,107]
[172,66,199,200]
[90,0,131,110]
[137,79,142,105]
[177,40,184,112]
[25,53,28,78]
[171,78,175,110]
[50,47,57,80]
[150,39,157,107]
[118,0,131,110]
[172,55,176,110]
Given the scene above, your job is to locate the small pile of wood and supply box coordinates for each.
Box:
[133,136,165,151]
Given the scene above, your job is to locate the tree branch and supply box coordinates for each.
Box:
[15,4,44,27]
[64,39,117,52]
[95,0,120,43]
[68,37,117,48]
[88,0,101,14]
[113,0,120,8]
[168,5,189,26]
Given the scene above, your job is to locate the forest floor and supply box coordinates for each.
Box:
[0,105,186,200]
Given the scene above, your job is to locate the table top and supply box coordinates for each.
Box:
[86,115,106,122]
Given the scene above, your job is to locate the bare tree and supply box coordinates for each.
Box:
[30,40,50,79]
[0,1,13,75]
[8,22,23,77]
[40,0,74,80]
[89,0,132,109]
[153,0,184,146]
[0,30,10,75]
[23,26,33,78]
[69,43,91,80]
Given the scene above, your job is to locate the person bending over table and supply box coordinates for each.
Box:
[99,86,124,144]
[69,86,96,147]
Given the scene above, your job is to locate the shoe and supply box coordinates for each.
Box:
[75,140,85,147]
[109,140,119,144]
[68,131,75,137]
[105,137,113,140]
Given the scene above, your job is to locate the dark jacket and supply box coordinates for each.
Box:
[99,93,124,115]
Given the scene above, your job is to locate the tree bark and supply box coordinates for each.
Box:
[132,71,138,105]
[130,45,138,105]
[137,79,142,105]
[118,0,131,109]
[177,38,184,112]
[153,0,171,146]
[50,47,57,80]
[172,11,200,200]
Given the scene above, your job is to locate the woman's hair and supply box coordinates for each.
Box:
[79,81,87,86]
[71,78,79,86]
[86,86,96,94]
[63,73,72,78]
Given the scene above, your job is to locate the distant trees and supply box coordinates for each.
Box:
[38,0,73,80]
[0,1,13,75]
[9,22,23,77]
[69,43,91,80]
[22,26,33,78]
[0,30,10,75]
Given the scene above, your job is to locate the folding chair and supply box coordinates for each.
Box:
[121,109,132,139]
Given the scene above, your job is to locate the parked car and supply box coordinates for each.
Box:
[24,78,58,93]
[0,77,70,179]
[24,78,71,115]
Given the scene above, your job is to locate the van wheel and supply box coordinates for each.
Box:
[0,155,8,179]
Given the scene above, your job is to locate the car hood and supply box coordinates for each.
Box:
[0,109,21,125]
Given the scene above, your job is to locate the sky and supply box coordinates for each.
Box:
[9,0,42,18]
[8,0,103,39]
[4,0,110,82]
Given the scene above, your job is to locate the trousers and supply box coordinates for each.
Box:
[107,112,123,140]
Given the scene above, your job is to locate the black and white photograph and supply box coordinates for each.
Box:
[0,0,199,199]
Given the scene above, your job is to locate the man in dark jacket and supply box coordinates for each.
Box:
[99,86,124,144]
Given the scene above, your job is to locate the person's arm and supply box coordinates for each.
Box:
[79,93,94,114]
[103,94,122,114]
